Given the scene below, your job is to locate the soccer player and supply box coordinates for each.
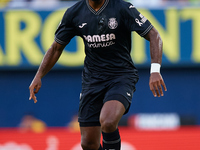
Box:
[29,0,167,150]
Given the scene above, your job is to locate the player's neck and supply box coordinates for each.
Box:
[88,0,106,12]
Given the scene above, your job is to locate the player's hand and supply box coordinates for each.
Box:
[149,72,167,97]
[29,77,42,103]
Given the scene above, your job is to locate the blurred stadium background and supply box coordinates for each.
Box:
[0,0,200,149]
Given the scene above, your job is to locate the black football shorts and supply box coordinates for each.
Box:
[78,72,138,127]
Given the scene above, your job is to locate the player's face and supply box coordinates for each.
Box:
[91,0,102,1]
[89,0,105,4]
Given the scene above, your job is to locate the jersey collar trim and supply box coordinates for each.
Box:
[86,0,109,15]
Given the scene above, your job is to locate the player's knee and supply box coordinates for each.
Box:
[100,118,117,132]
[81,140,99,150]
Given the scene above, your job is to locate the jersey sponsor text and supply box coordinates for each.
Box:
[83,33,116,42]
[83,33,116,48]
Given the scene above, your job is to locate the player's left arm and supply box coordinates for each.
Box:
[144,27,167,97]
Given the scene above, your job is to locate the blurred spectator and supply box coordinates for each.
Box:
[132,0,163,6]
[60,0,79,1]
[162,0,200,6]
[0,0,11,8]
[67,114,80,132]
[162,0,200,3]
[8,0,60,8]
[127,0,200,6]
[19,113,47,133]
[7,0,31,7]
[162,0,188,2]
[188,0,200,4]
[5,0,200,8]
[31,0,59,8]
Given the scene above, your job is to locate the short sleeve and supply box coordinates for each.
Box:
[122,3,153,37]
[55,10,77,45]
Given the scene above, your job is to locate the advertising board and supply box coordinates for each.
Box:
[0,7,200,69]
[0,127,200,150]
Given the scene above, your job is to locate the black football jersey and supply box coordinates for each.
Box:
[55,0,153,75]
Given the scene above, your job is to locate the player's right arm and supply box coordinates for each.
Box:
[29,41,66,103]
[29,7,77,103]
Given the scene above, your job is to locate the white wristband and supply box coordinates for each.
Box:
[150,63,161,74]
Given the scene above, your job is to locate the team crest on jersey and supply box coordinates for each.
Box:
[108,18,118,29]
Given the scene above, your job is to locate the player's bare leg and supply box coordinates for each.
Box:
[80,126,102,150]
[100,100,126,150]
[100,100,125,132]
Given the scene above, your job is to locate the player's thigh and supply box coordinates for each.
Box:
[80,126,101,147]
[100,100,125,129]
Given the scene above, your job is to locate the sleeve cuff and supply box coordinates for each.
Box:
[54,36,69,45]
[140,24,153,37]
